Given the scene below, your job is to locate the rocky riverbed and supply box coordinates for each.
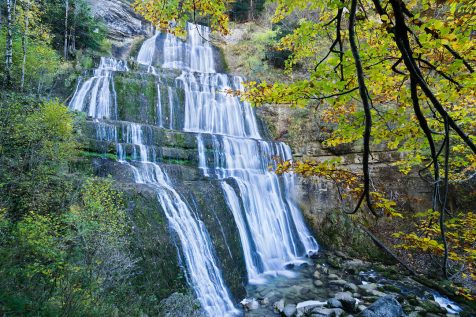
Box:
[241,251,472,317]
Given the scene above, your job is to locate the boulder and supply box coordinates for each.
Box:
[296,300,327,316]
[360,296,404,317]
[327,298,343,308]
[313,271,322,279]
[328,274,339,280]
[314,280,324,287]
[334,291,357,312]
[359,283,378,294]
[344,282,359,292]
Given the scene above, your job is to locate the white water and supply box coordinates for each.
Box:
[136,23,215,73]
[70,57,128,118]
[137,23,319,284]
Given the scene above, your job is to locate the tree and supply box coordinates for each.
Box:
[4,0,14,87]
[20,0,31,90]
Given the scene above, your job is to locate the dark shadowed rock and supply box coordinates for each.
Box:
[360,296,404,317]
[334,291,356,312]
[327,298,343,309]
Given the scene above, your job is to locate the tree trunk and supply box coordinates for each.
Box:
[21,0,30,91]
[64,0,69,59]
[5,0,14,88]
[248,0,254,21]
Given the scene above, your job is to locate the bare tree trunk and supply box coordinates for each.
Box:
[5,0,14,88]
[13,0,18,18]
[21,0,30,91]
[248,0,254,21]
[64,0,69,59]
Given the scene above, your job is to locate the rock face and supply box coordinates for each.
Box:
[361,296,404,317]
[87,0,150,40]
[86,0,152,58]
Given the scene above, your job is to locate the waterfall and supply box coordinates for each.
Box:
[70,57,128,119]
[118,126,240,317]
[165,24,318,283]
[137,22,319,283]
[70,21,319,317]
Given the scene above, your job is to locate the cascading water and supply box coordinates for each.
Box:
[70,57,128,119]
[183,25,318,282]
[70,21,318,317]
[137,22,318,283]
[136,23,214,73]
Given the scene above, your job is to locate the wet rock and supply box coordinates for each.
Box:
[328,273,339,280]
[329,279,347,286]
[300,287,312,295]
[334,291,356,312]
[240,298,259,311]
[359,283,378,294]
[358,305,368,312]
[314,280,324,287]
[327,298,343,308]
[313,271,322,279]
[274,299,285,313]
[285,263,295,270]
[353,293,361,298]
[297,300,327,316]
[344,282,358,292]
[284,303,297,317]
[309,308,338,317]
[370,290,388,297]
[361,296,404,317]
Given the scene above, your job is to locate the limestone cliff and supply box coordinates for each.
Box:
[86,0,152,58]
